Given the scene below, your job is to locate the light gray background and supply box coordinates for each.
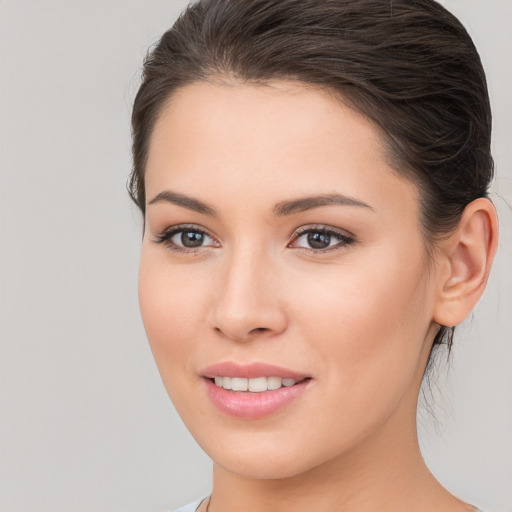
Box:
[0,1,510,511]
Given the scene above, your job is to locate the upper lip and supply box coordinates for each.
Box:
[201,362,310,380]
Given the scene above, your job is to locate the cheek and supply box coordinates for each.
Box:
[138,251,209,374]
[138,251,219,428]
[289,244,432,402]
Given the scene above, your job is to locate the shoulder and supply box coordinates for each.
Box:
[171,497,207,512]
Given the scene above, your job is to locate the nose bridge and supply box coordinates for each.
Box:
[212,241,285,341]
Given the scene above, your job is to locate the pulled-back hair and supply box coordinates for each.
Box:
[129,0,494,354]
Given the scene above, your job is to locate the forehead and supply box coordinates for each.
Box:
[150,79,383,165]
[145,80,419,218]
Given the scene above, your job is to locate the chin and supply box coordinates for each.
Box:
[214,454,314,481]
[193,428,339,481]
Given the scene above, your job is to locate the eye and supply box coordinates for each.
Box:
[289,226,355,252]
[172,229,210,248]
[153,225,219,252]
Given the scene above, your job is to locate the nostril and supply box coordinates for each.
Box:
[249,327,268,335]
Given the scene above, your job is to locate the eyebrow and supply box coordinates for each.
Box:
[273,194,374,216]
[147,190,373,217]
[148,190,217,216]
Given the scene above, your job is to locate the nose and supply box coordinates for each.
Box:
[210,246,288,342]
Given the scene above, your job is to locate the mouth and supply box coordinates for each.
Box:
[209,376,308,392]
[201,362,312,419]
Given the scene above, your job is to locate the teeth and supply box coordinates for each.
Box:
[231,377,248,391]
[267,376,283,390]
[248,377,267,392]
[212,376,300,392]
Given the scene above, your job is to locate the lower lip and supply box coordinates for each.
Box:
[204,378,310,419]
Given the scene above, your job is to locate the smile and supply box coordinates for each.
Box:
[201,362,312,419]
[212,376,301,392]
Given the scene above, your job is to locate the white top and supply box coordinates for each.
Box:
[171,498,488,512]
[172,498,207,512]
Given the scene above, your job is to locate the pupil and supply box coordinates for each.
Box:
[307,232,330,249]
[181,231,204,247]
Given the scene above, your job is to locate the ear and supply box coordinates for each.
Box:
[433,198,498,328]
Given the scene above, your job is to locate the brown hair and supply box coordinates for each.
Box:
[129,0,494,354]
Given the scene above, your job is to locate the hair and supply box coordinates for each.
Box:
[129,0,494,356]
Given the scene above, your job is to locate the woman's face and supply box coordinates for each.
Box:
[139,80,440,479]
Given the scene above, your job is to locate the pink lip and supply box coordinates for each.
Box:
[201,362,311,419]
[201,361,308,380]
[204,379,310,419]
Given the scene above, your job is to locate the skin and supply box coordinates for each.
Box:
[138,80,496,512]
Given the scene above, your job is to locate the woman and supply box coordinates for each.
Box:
[129,1,498,511]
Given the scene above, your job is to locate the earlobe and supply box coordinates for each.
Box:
[433,198,498,327]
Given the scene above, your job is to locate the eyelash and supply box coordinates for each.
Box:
[153,224,356,254]
[288,225,355,253]
[153,224,219,254]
